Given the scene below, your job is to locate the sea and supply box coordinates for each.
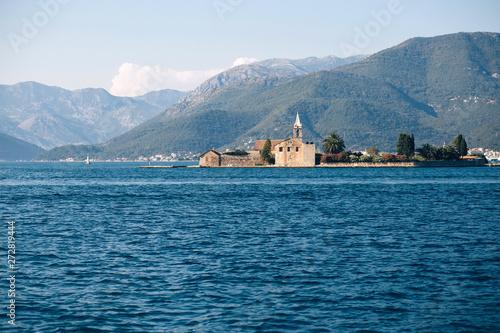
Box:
[0,162,499,332]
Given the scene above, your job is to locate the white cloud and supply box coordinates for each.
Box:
[110,63,224,97]
[231,57,259,67]
[110,58,260,97]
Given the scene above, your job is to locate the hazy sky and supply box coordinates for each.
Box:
[1,0,499,96]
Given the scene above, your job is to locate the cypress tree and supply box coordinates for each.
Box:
[396,133,414,156]
[452,134,468,156]
[261,138,272,164]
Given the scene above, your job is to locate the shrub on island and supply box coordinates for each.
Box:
[409,155,426,162]
[382,153,408,162]
[359,155,373,162]
[321,152,349,163]
[382,153,397,162]
[223,149,249,156]
[349,154,360,163]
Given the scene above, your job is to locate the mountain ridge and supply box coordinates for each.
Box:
[35,32,500,160]
[0,132,45,161]
[168,55,367,119]
[0,82,187,149]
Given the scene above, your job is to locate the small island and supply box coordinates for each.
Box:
[200,113,315,167]
[199,113,487,168]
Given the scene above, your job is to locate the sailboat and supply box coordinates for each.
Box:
[86,154,91,165]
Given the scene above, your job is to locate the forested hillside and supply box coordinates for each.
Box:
[36,32,500,160]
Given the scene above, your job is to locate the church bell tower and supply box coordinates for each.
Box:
[293,112,303,141]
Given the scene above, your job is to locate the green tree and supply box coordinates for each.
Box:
[360,155,373,162]
[396,133,415,157]
[383,153,397,162]
[416,143,436,160]
[410,134,415,156]
[436,146,459,161]
[349,154,359,163]
[366,147,379,157]
[452,134,468,156]
[322,132,345,154]
[260,138,272,164]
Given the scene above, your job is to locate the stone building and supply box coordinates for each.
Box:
[254,113,315,167]
[199,113,315,167]
[273,138,315,167]
[199,149,221,167]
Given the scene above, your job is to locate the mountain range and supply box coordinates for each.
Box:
[23,32,500,160]
[0,82,187,150]
[2,55,365,160]
[178,55,367,109]
[30,55,368,160]
[0,132,45,161]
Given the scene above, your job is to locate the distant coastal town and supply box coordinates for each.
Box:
[54,148,500,164]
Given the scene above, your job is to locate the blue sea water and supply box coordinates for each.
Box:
[0,162,499,332]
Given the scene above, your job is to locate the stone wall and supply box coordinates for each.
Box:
[302,143,316,167]
[220,151,261,167]
[318,160,486,168]
[318,162,415,168]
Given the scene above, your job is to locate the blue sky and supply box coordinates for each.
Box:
[1,0,499,95]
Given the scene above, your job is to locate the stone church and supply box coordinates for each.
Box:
[254,113,315,167]
[199,113,315,167]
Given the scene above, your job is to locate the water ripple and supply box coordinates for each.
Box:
[0,163,499,332]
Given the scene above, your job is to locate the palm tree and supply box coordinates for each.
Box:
[322,132,345,154]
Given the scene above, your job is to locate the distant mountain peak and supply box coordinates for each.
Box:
[177,54,368,108]
[0,83,187,149]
